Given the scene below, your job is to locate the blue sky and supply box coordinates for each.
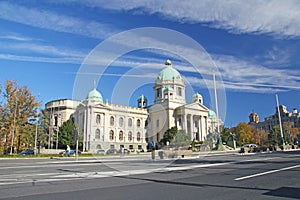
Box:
[1,0,300,127]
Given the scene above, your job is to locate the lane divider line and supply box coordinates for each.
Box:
[235,164,300,181]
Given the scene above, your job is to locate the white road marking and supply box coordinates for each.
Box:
[235,164,300,181]
[0,157,275,185]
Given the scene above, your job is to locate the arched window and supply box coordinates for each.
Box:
[96,144,101,149]
[119,117,124,127]
[128,118,133,127]
[95,129,100,140]
[96,114,101,124]
[119,131,124,141]
[109,130,114,140]
[128,131,132,141]
[137,119,141,127]
[110,116,115,126]
[137,132,141,141]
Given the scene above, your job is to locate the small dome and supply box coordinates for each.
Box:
[157,60,181,81]
[86,88,103,102]
[208,110,216,118]
[193,92,202,98]
[138,94,147,101]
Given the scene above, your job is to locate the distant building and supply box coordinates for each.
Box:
[249,105,300,131]
[249,112,259,124]
[46,60,222,152]
[45,99,81,149]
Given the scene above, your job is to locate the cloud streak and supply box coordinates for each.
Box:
[82,0,300,38]
[0,1,118,39]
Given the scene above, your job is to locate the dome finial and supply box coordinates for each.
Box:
[93,80,96,89]
[165,59,172,66]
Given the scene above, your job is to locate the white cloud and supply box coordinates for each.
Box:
[0,35,34,41]
[3,42,85,58]
[0,53,82,64]
[82,0,300,37]
[0,1,117,39]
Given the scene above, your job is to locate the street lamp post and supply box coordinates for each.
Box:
[28,116,39,155]
[10,101,17,155]
[34,119,38,155]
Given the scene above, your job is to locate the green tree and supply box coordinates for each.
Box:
[56,119,77,149]
[172,130,191,147]
[38,109,50,149]
[221,126,231,144]
[159,127,191,147]
[159,126,178,146]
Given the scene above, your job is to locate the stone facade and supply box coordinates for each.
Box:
[46,60,221,152]
[249,105,300,131]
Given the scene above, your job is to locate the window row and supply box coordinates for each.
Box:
[95,114,144,128]
[109,130,141,142]
[109,116,141,127]
[95,129,142,142]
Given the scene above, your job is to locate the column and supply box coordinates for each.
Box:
[102,113,105,142]
[83,109,87,152]
[183,114,187,133]
[176,116,180,127]
[202,116,207,140]
[197,117,201,141]
[200,116,203,141]
[189,114,193,140]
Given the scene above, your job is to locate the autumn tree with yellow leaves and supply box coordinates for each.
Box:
[0,80,40,154]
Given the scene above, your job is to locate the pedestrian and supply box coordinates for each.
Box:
[66,145,71,157]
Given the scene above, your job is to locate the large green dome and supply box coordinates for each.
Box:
[86,88,103,102]
[157,60,181,81]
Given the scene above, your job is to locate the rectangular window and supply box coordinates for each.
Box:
[157,88,161,97]
[178,87,182,96]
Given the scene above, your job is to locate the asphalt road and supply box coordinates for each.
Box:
[1,150,300,200]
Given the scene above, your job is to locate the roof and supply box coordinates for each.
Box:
[193,92,202,98]
[86,88,103,102]
[138,95,148,101]
[157,60,181,81]
[208,110,216,118]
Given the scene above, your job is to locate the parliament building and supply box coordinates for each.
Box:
[45,60,220,153]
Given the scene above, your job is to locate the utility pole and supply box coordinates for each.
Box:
[276,93,285,146]
[10,101,17,155]
[34,118,38,155]
[75,128,79,161]
[213,73,220,134]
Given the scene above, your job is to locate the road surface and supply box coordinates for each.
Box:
[0,150,300,199]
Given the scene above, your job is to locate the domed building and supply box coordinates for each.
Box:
[72,85,148,152]
[46,60,221,152]
[148,60,216,143]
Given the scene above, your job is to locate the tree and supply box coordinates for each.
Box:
[282,122,299,144]
[38,109,50,149]
[0,80,40,154]
[56,119,78,149]
[159,126,178,146]
[234,122,254,146]
[172,130,191,147]
[221,126,231,144]
[253,128,268,146]
[159,127,191,148]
